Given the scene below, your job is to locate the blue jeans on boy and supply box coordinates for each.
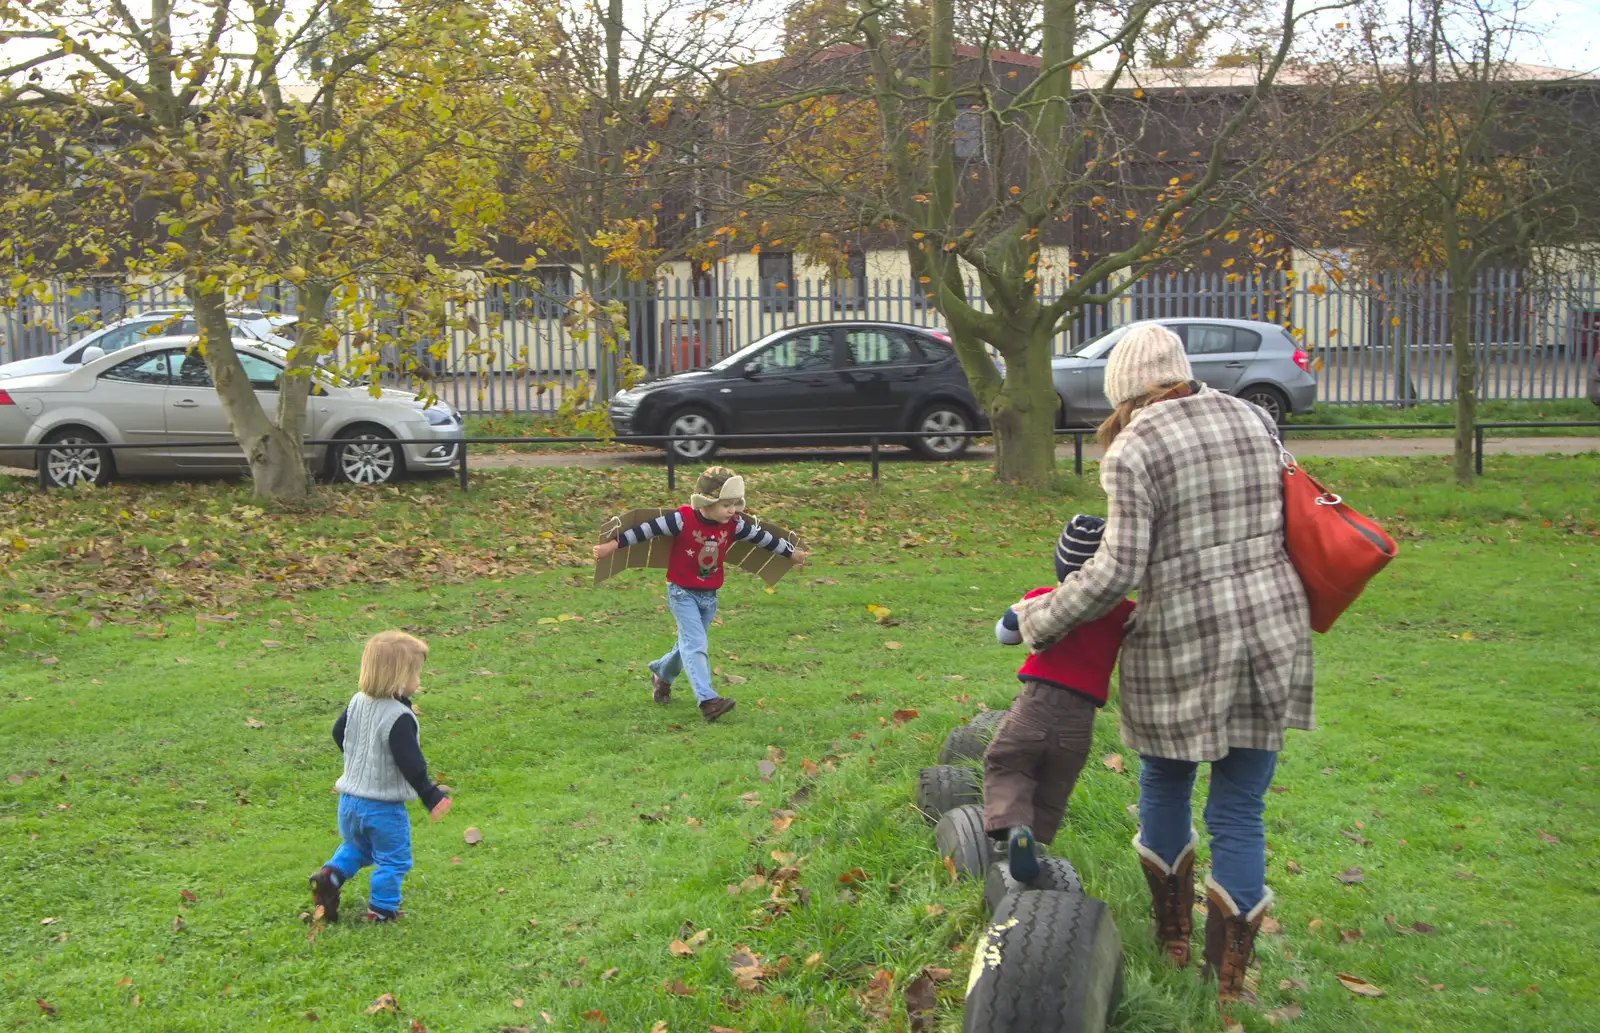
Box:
[650,583,720,703]
[324,794,413,913]
[1137,748,1278,912]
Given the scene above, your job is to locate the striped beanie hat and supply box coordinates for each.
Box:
[1055,514,1105,581]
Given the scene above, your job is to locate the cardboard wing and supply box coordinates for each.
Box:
[594,508,802,588]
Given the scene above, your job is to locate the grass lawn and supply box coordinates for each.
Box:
[2,456,1597,1032]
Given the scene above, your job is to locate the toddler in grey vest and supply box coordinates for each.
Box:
[309,631,452,923]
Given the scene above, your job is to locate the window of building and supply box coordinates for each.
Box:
[833,252,867,310]
[953,109,984,160]
[759,252,796,312]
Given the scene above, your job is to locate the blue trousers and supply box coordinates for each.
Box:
[1138,748,1278,912]
[324,794,413,913]
[650,583,720,703]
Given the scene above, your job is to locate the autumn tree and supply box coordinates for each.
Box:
[0,0,515,499]
[1285,0,1600,484]
[724,0,1346,484]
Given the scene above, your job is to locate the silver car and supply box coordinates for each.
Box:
[0,337,462,487]
[0,309,295,380]
[1053,318,1317,425]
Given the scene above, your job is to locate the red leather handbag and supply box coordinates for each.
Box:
[1280,451,1398,633]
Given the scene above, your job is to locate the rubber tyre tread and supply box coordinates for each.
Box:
[933,804,992,881]
[982,855,1084,916]
[938,709,1008,765]
[917,765,982,824]
[962,889,1123,1033]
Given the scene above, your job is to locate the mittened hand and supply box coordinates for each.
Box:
[430,797,453,822]
[593,540,618,559]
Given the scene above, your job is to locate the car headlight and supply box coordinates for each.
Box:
[423,407,459,426]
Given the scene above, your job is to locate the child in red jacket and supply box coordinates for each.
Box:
[987,514,1134,882]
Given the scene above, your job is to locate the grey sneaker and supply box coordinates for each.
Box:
[651,670,671,704]
[699,697,736,723]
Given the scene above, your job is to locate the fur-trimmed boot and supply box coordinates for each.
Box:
[1133,829,1198,966]
[1202,876,1273,1007]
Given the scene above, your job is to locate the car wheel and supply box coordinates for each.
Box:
[41,428,114,488]
[1239,385,1290,425]
[664,407,719,461]
[330,424,404,485]
[910,403,973,459]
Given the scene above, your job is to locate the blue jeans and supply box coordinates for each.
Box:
[1138,748,1278,912]
[650,583,720,703]
[324,794,413,913]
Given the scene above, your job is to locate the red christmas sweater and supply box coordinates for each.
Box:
[1001,587,1135,706]
[614,505,795,590]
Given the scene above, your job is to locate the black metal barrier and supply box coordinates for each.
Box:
[17,421,1600,492]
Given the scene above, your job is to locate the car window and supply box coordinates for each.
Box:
[1234,328,1263,352]
[844,329,915,367]
[750,330,834,374]
[1070,325,1126,358]
[1185,325,1238,355]
[101,351,172,385]
[917,334,954,361]
[236,352,284,389]
[170,351,214,387]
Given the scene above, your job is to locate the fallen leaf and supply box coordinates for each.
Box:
[1308,919,1324,933]
[1102,753,1125,774]
[40,917,57,926]
[1286,860,1303,875]
[1334,867,1365,884]
[180,889,197,903]
[582,1009,607,1023]
[1473,986,1491,994]
[1536,829,1560,844]
[365,993,399,1014]
[1279,978,1309,991]
[601,967,618,981]
[40,656,59,665]
[942,854,958,884]
[905,971,938,1032]
[925,904,945,916]
[410,1021,428,1033]
[891,709,919,725]
[1341,927,1364,943]
[770,850,796,863]
[800,757,820,777]
[884,641,902,650]
[1337,973,1384,997]
[740,791,761,806]
[1265,1002,1303,1024]
[724,674,748,685]
[171,915,185,932]
[669,938,695,957]
[757,760,776,781]
[304,1011,320,1021]
[37,1000,56,1016]
[649,1024,667,1033]
[805,952,822,969]
[1455,869,1477,880]
[771,812,794,833]
[260,639,282,648]
[838,868,869,885]
[1411,921,1436,935]
[244,717,265,729]
[464,827,484,845]
[1260,915,1282,935]
[709,1027,746,1033]
[512,998,524,1007]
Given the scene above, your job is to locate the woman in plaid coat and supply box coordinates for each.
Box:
[1011,323,1313,1009]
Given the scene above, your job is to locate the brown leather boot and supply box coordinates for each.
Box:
[1202,877,1273,1007]
[650,671,671,704]
[699,697,736,723]
[308,866,343,923]
[1133,829,1198,966]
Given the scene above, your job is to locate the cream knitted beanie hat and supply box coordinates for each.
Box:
[1102,323,1193,406]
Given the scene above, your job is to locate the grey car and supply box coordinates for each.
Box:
[1053,318,1317,425]
[0,309,295,380]
[0,337,462,487]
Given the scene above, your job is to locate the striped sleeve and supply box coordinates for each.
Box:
[732,514,795,556]
[616,510,684,548]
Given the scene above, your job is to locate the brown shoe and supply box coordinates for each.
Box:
[309,866,343,923]
[1202,876,1272,1008]
[1134,829,1198,967]
[699,697,736,723]
[651,670,671,704]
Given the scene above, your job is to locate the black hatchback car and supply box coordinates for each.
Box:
[608,322,990,460]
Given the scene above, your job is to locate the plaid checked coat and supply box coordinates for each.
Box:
[1013,388,1314,761]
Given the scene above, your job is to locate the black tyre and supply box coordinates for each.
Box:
[938,709,1007,765]
[910,402,973,459]
[1239,384,1290,425]
[917,765,982,824]
[40,427,114,488]
[663,407,719,461]
[330,424,404,485]
[962,890,1123,1033]
[982,856,1084,916]
[934,804,999,881]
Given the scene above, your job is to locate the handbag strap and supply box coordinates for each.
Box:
[1246,397,1297,472]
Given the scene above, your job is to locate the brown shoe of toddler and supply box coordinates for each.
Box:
[309,866,343,923]
[699,697,736,723]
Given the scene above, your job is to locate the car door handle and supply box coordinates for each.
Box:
[172,399,200,408]
[1225,362,1248,368]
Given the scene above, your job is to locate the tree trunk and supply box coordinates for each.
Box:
[988,335,1059,484]
[1447,273,1476,485]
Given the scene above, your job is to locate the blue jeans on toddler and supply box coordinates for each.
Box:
[324,794,413,913]
[1137,747,1278,912]
[650,583,720,703]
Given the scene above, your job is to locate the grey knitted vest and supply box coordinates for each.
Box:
[334,693,418,802]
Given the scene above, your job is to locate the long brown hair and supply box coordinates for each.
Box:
[1096,382,1189,447]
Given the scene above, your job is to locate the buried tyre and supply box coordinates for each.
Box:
[938,709,1008,765]
[962,890,1123,1033]
[917,765,982,824]
[934,804,1000,881]
[982,855,1084,916]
